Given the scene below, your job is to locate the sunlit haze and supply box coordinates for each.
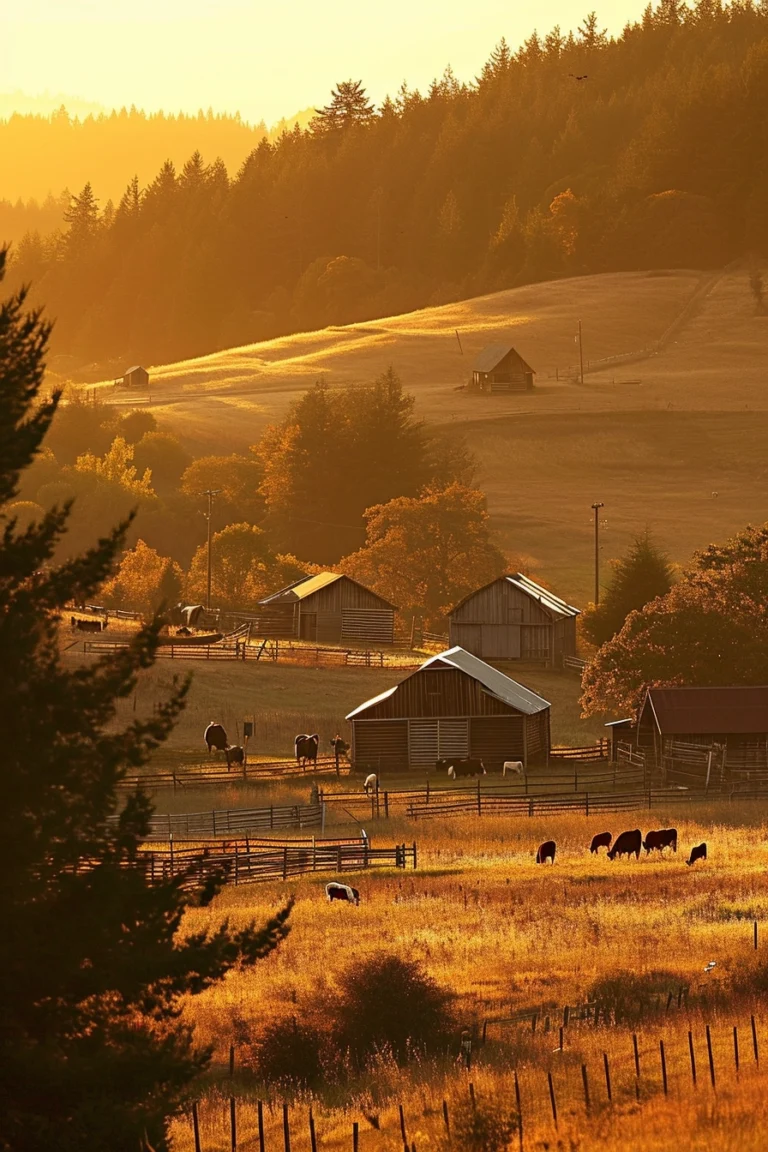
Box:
[5,0,642,122]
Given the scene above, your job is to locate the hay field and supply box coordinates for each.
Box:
[93,264,768,603]
[168,800,768,1151]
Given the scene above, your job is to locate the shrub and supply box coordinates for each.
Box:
[586,969,684,1023]
[328,953,453,1068]
[244,1016,326,1087]
[441,1098,519,1152]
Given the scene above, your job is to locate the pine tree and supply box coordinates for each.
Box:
[62,181,100,257]
[581,531,675,648]
[311,80,376,133]
[0,249,291,1151]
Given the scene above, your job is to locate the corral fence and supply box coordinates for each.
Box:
[116,754,347,792]
[661,739,768,791]
[108,801,325,840]
[404,786,711,821]
[68,601,143,621]
[549,738,609,762]
[78,835,417,888]
[84,636,421,667]
[562,654,587,673]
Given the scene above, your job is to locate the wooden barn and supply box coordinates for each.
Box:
[123,365,149,389]
[256,572,396,644]
[636,685,768,766]
[449,574,579,663]
[346,645,551,771]
[472,345,535,392]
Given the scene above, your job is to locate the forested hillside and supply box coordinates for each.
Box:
[7,1,768,372]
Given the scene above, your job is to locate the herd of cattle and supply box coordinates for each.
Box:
[535,828,707,867]
[203,723,351,770]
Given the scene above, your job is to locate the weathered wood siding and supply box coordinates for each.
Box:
[449,579,577,660]
[301,577,392,614]
[357,666,519,720]
[451,579,553,626]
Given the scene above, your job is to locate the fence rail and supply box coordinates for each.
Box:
[116,755,347,792]
[549,739,609,762]
[562,654,587,672]
[109,802,325,839]
[84,637,421,667]
[404,787,710,821]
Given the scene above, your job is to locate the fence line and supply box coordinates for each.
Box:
[549,739,609,762]
[404,787,708,821]
[84,637,421,667]
[116,755,347,792]
[108,801,325,840]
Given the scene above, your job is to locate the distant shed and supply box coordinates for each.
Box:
[449,574,579,663]
[123,365,149,389]
[346,645,551,771]
[472,345,534,392]
[256,572,396,644]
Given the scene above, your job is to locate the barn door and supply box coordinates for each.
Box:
[437,720,469,759]
[481,624,521,658]
[408,720,469,767]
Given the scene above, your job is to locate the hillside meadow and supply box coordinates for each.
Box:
[166,800,768,1151]
[84,265,768,604]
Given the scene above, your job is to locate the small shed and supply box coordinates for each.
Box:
[449,574,579,663]
[472,345,534,392]
[636,685,768,766]
[123,365,149,389]
[346,645,551,771]
[256,572,396,644]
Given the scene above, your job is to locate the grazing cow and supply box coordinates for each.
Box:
[226,745,245,767]
[204,722,229,755]
[330,735,351,760]
[503,761,524,777]
[71,616,108,633]
[171,602,205,628]
[363,773,378,795]
[687,842,707,867]
[326,882,360,906]
[536,840,556,864]
[607,829,643,861]
[443,757,487,779]
[295,733,320,768]
[590,831,612,855]
[176,626,192,637]
[643,828,678,855]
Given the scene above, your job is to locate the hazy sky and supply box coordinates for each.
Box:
[4,1,643,125]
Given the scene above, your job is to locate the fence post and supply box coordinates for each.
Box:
[352,1121,358,1152]
[229,1097,237,1152]
[399,1103,407,1146]
[734,1026,740,1075]
[706,1024,716,1087]
[282,846,288,881]
[412,841,417,869]
[755,920,759,950]
[514,1069,523,1151]
[547,1071,558,1129]
[384,791,389,819]
[257,1101,265,1152]
[581,1063,590,1113]
[442,1100,450,1134]
[477,780,482,816]
[229,1044,235,1077]
[689,1030,697,1086]
[752,1015,759,1064]
[192,1102,202,1152]
[660,1039,668,1094]
[309,1109,318,1152]
[283,1102,291,1152]
[603,1051,612,1101]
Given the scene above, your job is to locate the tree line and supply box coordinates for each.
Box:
[6,1,768,372]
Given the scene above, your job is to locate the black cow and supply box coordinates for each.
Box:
[643,828,678,855]
[607,829,642,861]
[330,735,350,760]
[295,733,319,768]
[590,832,612,854]
[204,722,229,754]
[536,840,556,864]
[71,616,108,633]
[687,842,707,867]
[441,757,487,779]
[326,882,360,906]
[226,745,245,766]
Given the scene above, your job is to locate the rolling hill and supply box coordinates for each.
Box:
[86,266,768,605]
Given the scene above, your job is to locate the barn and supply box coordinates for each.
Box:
[346,646,551,772]
[123,365,149,389]
[472,345,535,392]
[255,572,396,644]
[448,574,579,663]
[636,685,768,770]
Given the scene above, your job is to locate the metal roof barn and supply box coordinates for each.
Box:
[255,572,396,645]
[472,345,535,392]
[346,645,551,772]
[449,575,579,664]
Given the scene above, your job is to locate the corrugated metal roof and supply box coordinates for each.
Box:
[505,574,580,618]
[345,645,550,720]
[259,572,397,608]
[473,344,535,375]
[643,686,768,735]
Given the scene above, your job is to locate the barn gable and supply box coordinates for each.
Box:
[449,576,579,663]
[256,572,396,644]
[472,345,535,392]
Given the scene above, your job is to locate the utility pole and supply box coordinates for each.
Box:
[578,319,584,386]
[202,489,221,610]
[591,502,604,604]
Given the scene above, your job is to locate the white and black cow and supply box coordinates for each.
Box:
[295,733,319,768]
[326,882,360,906]
[442,757,486,779]
[204,722,229,755]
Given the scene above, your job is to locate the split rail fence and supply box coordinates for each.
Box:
[108,801,325,840]
[116,755,346,792]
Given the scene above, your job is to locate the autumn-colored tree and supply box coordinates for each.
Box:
[180,453,264,521]
[185,522,275,609]
[341,483,506,627]
[101,539,183,615]
[581,532,675,648]
[133,431,192,494]
[581,523,768,717]
[75,436,155,498]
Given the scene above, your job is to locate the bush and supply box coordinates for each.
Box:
[441,1098,519,1152]
[586,969,684,1023]
[328,953,453,1069]
[244,1016,326,1087]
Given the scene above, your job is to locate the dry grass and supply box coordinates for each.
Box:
[164,801,768,1149]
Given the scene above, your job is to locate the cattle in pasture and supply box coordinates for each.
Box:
[536,840,556,864]
[442,757,487,779]
[330,735,351,760]
[607,829,642,860]
[295,733,320,768]
[643,828,678,855]
[590,832,612,854]
[363,773,378,795]
[687,842,707,867]
[326,881,360,906]
[71,616,108,633]
[204,722,229,755]
[503,761,524,777]
[171,602,205,628]
[176,626,192,637]
[226,745,245,767]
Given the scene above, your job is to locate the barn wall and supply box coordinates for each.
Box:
[357,666,520,720]
[302,578,392,614]
[470,716,525,768]
[352,720,409,770]
[451,580,554,626]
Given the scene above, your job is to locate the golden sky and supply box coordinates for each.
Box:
[3,1,641,124]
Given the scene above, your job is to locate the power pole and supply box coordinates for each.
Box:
[578,319,584,386]
[591,501,604,604]
[202,489,221,610]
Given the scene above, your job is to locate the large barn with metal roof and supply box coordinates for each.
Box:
[448,574,579,664]
[255,572,396,644]
[346,646,551,772]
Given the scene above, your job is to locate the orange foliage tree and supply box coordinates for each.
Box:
[101,539,182,615]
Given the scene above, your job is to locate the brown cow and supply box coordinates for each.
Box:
[607,829,642,860]
[590,831,612,854]
[536,840,556,864]
[687,843,707,866]
[643,828,678,855]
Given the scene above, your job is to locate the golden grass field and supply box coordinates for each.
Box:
[88,264,768,603]
[166,800,768,1151]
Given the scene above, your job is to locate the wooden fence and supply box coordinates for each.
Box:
[79,834,416,888]
[403,786,703,821]
[84,637,421,667]
[562,654,587,672]
[109,802,325,840]
[116,755,347,792]
[549,739,609,762]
